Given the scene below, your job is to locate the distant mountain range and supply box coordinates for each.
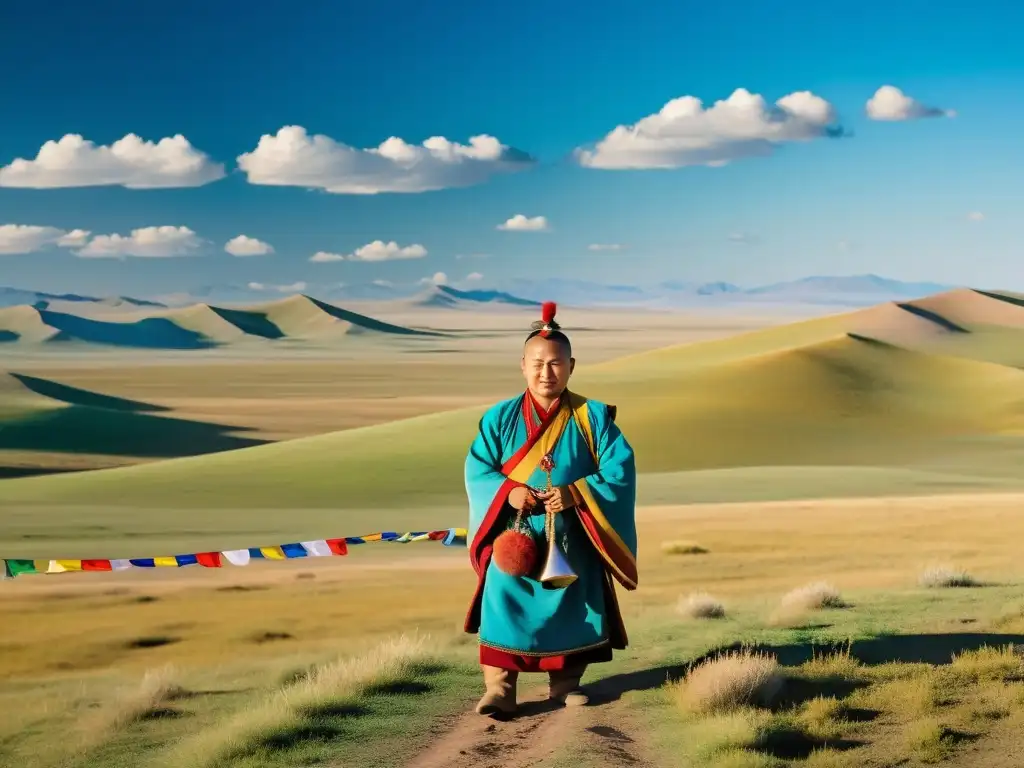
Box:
[0,286,166,309]
[410,285,541,308]
[1,275,963,312]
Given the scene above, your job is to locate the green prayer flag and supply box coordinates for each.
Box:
[5,560,36,576]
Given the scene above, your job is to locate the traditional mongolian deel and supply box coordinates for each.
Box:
[464,388,639,671]
[1,528,467,579]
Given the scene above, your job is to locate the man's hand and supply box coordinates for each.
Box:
[535,486,576,515]
[508,486,538,511]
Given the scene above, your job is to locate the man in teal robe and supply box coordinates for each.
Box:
[463,303,639,717]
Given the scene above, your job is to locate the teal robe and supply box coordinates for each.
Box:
[464,390,638,665]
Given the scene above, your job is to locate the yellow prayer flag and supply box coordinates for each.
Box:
[55,560,83,571]
[259,547,286,560]
[153,557,178,567]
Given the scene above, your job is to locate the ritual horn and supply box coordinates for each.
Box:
[537,452,578,589]
[539,507,578,589]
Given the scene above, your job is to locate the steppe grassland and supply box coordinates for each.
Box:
[6,294,1024,766]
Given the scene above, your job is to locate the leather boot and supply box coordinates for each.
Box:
[549,666,589,706]
[475,664,518,716]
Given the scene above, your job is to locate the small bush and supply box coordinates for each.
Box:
[780,582,847,612]
[662,540,709,556]
[919,565,977,588]
[674,649,783,714]
[678,592,726,620]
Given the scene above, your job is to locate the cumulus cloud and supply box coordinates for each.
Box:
[247,281,266,290]
[225,235,274,257]
[57,229,91,248]
[498,214,548,231]
[236,126,534,194]
[0,224,65,254]
[0,224,97,254]
[576,87,845,169]
[465,272,484,281]
[0,133,224,189]
[420,272,448,286]
[311,240,427,262]
[276,281,307,293]
[866,86,954,121]
[309,251,345,263]
[372,279,393,287]
[587,243,623,251]
[968,211,985,221]
[76,226,203,258]
[350,240,427,261]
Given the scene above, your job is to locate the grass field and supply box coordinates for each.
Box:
[4,288,1024,767]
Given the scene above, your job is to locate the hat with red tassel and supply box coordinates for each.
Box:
[527,301,564,340]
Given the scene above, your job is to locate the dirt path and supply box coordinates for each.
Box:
[406,677,659,768]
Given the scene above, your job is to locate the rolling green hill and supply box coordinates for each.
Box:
[0,294,440,348]
[5,287,1024,555]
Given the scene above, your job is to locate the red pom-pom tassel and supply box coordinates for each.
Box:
[492,529,538,578]
[541,301,557,324]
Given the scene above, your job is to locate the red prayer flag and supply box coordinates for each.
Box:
[81,560,113,571]
[326,539,348,556]
[196,552,222,568]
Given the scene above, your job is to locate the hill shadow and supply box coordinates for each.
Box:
[208,306,285,339]
[37,308,217,349]
[974,288,1024,310]
[0,330,17,343]
[584,632,1024,707]
[894,302,968,333]
[0,406,268,458]
[307,296,444,337]
[7,372,171,413]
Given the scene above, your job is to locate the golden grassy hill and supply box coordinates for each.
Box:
[4,289,1024,505]
[0,294,439,348]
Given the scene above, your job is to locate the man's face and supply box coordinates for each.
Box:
[521,336,574,400]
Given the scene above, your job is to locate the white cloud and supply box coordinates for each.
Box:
[865,86,954,121]
[576,87,844,169]
[276,281,307,293]
[465,272,484,281]
[76,226,203,258]
[498,214,549,231]
[587,243,623,251]
[247,281,266,290]
[372,279,393,287]
[350,240,427,261]
[0,133,224,189]
[311,240,427,262]
[310,251,346,263]
[420,271,448,286]
[56,229,91,248]
[0,224,66,254]
[236,126,534,194]
[225,235,274,257]
[968,211,985,221]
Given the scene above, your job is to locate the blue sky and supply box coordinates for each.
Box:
[1,0,1023,300]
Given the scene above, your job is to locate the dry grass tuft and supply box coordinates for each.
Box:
[160,631,437,768]
[76,664,188,747]
[780,581,847,612]
[662,540,709,556]
[678,592,726,619]
[800,648,863,682]
[918,564,977,588]
[949,644,1024,683]
[673,649,783,714]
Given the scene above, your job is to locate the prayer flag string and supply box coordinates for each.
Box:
[1,527,467,580]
